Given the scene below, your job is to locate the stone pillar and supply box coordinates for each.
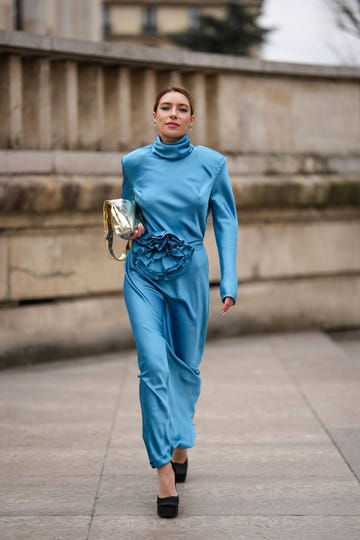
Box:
[188,72,207,146]
[130,69,145,148]
[55,0,101,41]
[206,74,220,149]
[156,70,182,96]
[38,58,51,149]
[21,0,56,35]
[119,67,131,150]
[65,62,79,150]
[216,75,240,154]
[51,61,78,149]
[0,55,22,148]
[103,66,121,151]
[78,64,104,150]
[84,0,102,41]
[0,0,14,29]
[22,58,51,149]
[143,69,157,144]
[169,70,182,87]
[55,0,72,39]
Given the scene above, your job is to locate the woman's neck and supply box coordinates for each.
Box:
[152,134,194,160]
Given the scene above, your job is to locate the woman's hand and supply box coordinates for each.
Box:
[123,223,145,240]
[221,296,235,315]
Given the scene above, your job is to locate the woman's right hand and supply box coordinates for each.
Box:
[123,223,145,240]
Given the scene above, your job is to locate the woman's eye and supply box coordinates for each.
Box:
[160,106,170,110]
[179,108,188,113]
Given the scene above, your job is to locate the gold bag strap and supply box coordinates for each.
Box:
[103,200,130,262]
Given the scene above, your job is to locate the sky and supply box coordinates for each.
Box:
[259,0,360,66]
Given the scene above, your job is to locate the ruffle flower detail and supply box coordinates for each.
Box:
[132,231,194,281]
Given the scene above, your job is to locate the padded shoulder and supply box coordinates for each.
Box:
[195,145,226,165]
[122,144,153,171]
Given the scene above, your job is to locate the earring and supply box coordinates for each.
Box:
[153,120,157,126]
[188,125,193,130]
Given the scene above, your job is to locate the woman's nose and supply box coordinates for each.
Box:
[169,108,178,117]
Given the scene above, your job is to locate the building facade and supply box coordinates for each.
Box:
[0,0,263,48]
[103,0,263,47]
[0,0,102,41]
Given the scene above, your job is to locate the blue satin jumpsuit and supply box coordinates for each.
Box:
[121,134,238,468]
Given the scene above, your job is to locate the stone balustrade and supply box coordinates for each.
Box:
[0,29,360,155]
[0,30,360,366]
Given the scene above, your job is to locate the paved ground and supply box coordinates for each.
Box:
[0,330,360,540]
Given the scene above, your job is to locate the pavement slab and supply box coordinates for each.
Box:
[88,515,360,540]
[0,516,90,540]
[95,474,360,516]
[0,447,106,476]
[0,331,360,539]
[0,475,98,516]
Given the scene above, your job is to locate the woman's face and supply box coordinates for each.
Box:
[153,91,195,143]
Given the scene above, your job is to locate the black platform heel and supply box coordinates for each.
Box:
[157,495,179,518]
[171,458,188,483]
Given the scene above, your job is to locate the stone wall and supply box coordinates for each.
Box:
[0,30,359,366]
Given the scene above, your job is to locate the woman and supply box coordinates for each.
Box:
[121,87,238,518]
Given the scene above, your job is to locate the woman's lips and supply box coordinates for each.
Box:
[166,123,179,127]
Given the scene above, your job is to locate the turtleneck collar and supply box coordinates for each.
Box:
[152,134,194,160]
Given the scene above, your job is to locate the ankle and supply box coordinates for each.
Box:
[172,449,188,464]
[157,462,177,498]
[157,462,173,478]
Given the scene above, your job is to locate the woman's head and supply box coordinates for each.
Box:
[153,87,195,143]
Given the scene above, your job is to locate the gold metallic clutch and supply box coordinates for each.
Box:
[103,198,143,261]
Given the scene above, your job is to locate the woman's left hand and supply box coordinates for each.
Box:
[123,223,145,240]
[221,296,235,315]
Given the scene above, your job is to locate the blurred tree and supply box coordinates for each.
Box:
[328,0,360,39]
[168,2,271,56]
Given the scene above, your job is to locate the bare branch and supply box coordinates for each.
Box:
[328,0,360,39]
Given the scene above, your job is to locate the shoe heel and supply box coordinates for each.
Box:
[157,495,179,518]
[171,459,188,483]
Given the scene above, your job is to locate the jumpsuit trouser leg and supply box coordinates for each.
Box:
[123,247,209,468]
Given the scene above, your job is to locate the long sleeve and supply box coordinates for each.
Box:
[120,156,133,200]
[210,158,238,303]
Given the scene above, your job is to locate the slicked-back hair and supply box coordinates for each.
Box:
[153,87,194,115]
